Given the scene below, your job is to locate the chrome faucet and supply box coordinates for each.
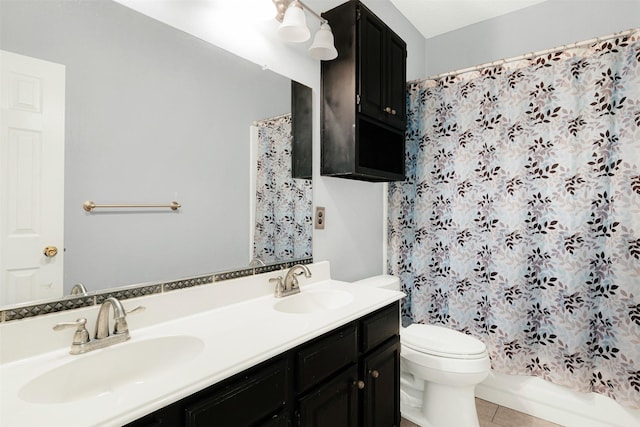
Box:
[70,282,88,296]
[271,264,312,298]
[54,297,144,355]
[249,257,266,267]
[285,264,312,291]
[95,297,129,339]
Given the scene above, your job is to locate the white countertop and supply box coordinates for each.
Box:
[0,263,403,427]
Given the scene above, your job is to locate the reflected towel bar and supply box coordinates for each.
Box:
[83,200,181,212]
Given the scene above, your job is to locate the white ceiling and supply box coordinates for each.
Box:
[390,0,548,39]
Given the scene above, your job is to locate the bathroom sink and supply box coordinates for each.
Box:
[273,289,353,314]
[19,335,204,404]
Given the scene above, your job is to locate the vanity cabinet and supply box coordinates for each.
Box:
[294,302,400,427]
[125,302,399,427]
[125,356,290,427]
[321,0,407,182]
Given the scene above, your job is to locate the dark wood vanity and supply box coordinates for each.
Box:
[125,302,400,427]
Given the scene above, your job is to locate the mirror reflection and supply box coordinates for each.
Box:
[252,114,312,263]
[0,0,312,307]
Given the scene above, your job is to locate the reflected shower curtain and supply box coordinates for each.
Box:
[254,114,312,263]
[388,32,640,407]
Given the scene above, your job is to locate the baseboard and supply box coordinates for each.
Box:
[475,371,640,427]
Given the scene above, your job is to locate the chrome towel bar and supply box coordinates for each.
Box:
[83,200,181,212]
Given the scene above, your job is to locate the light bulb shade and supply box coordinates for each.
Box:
[308,23,338,60]
[277,2,310,43]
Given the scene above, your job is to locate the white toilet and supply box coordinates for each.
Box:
[355,275,490,427]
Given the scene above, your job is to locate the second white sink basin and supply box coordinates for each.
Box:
[273,289,353,314]
[19,335,204,404]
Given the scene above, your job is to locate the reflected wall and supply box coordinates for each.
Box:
[0,0,292,299]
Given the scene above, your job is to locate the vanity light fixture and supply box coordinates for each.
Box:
[276,0,310,42]
[308,22,338,60]
[273,0,338,60]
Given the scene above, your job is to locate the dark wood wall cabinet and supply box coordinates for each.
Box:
[291,81,313,180]
[321,0,407,182]
[125,302,400,427]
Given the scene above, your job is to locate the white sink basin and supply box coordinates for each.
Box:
[273,289,353,314]
[19,335,204,404]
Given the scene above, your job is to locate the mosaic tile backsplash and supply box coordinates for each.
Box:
[0,258,312,322]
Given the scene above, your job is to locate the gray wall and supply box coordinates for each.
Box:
[424,0,640,77]
[1,1,291,292]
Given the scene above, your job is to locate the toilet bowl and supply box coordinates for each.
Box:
[354,275,490,427]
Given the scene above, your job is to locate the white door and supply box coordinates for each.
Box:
[0,50,65,305]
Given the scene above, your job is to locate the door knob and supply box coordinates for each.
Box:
[43,246,58,257]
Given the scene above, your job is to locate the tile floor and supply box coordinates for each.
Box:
[400,398,562,427]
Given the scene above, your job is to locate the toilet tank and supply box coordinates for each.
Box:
[353,274,401,291]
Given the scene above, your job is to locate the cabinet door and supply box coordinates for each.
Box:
[358,6,386,124]
[260,413,290,427]
[297,366,359,427]
[384,31,407,129]
[185,357,289,427]
[296,324,358,393]
[361,338,401,427]
[358,6,406,130]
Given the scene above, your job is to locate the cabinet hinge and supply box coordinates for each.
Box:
[295,410,301,427]
[356,7,361,20]
[356,94,361,105]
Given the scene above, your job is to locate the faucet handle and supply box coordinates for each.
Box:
[113,305,146,334]
[126,305,146,315]
[53,318,90,345]
[270,276,284,297]
[289,275,300,289]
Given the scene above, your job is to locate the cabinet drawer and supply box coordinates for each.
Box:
[185,357,288,426]
[297,365,359,427]
[360,302,399,353]
[296,324,358,393]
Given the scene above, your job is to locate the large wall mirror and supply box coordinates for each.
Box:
[0,0,312,309]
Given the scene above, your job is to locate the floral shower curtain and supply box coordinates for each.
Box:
[388,32,640,407]
[253,114,312,263]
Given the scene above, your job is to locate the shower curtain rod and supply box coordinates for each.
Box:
[413,28,639,83]
[252,112,291,127]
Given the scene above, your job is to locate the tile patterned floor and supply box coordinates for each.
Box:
[400,398,562,427]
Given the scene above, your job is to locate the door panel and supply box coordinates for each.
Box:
[298,366,359,427]
[362,338,401,427]
[0,50,65,304]
[358,8,385,123]
[385,32,407,129]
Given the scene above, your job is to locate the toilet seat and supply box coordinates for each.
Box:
[401,324,487,359]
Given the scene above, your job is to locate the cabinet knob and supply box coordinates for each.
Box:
[391,109,397,116]
[370,370,380,379]
[353,380,365,390]
[383,107,392,113]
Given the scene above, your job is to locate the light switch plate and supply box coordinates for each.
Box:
[315,207,326,229]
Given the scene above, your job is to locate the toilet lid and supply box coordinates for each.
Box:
[401,324,487,359]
